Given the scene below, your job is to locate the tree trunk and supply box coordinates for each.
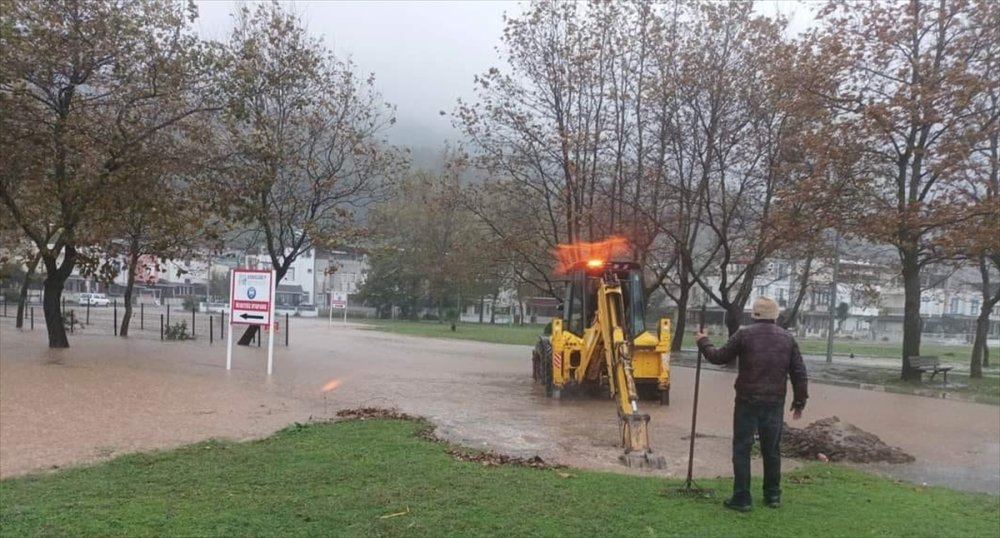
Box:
[671,284,689,352]
[782,256,814,330]
[119,250,140,337]
[478,296,485,324]
[970,313,989,379]
[39,247,77,348]
[724,304,742,337]
[900,250,923,381]
[15,253,40,329]
[42,273,69,348]
[971,257,999,376]
[489,290,498,325]
[237,325,260,345]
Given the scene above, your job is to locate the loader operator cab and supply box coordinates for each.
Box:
[563,260,646,338]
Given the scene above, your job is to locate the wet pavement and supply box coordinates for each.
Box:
[1,318,998,494]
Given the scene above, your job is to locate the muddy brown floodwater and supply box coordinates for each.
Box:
[1,319,998,494]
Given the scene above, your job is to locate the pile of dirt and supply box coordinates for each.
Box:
[782,416,915,464]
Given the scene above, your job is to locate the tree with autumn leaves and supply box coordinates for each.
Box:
[0,0,219,348]
[1,0,403,348]
[359,159,505,321]
[2,0,996,379]
[456,0,997,380]
[456,1,848,344]
[805,0,999,379]
[213,2,406,346]
[946,1,1000,378]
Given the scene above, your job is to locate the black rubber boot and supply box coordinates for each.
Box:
[723,498,752,513]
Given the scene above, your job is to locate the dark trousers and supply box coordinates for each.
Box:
[731,399,784,505]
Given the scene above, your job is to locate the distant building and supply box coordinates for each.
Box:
[314,248,368,308]
[244,248,316,308]
[666,258,999,343]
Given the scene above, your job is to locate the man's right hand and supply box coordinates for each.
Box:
[791,401,805,420]
[695,329,707,340]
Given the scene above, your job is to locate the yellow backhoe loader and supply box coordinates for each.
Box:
[532,259,671,469]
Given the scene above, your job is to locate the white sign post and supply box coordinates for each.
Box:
[330,290,348,325]
[227,269,276,374]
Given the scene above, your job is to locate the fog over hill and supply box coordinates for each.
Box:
[194,0,816,158]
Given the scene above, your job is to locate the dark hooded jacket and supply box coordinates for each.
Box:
[697,320,809,409]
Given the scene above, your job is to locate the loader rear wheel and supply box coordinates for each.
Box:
[543,359,554,397]
[533,340,555,397]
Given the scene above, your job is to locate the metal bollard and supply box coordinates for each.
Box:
[140,303,144,330]
[221,312,225,339]
[30,307,34,330]
[114,299,118,336]
[167,304,170,327]
[210,316,214,344]
[191,308,195,337]
[86,300,90,324]
[285,313,289,347]
[160,314,164,340]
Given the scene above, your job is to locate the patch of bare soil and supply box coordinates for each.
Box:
[335,407,562,469]
[782,416,916,464]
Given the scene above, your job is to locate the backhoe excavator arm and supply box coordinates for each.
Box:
[593,272,666,469]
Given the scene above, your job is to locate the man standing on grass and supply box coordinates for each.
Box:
[696,296,809,512]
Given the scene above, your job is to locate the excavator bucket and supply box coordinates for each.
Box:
[619,413,667,469]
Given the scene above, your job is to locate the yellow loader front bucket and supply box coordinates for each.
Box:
[619,413,667,469]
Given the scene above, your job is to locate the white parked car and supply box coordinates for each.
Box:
[78,293,110,306]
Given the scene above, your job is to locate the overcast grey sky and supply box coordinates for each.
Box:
[194,1,817,149]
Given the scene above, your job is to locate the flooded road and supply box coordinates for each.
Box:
[2,318,998,493]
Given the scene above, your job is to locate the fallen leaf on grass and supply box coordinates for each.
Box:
[379,506,410,519]
[337,407,415,421]
[557,472,574,479]
[446,449,564,469]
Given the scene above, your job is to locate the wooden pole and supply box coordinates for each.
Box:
[684,305,708,489]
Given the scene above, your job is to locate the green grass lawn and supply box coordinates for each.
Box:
[361,320,983,365]
[1,419,997,537]
[794,339,975,362]
[360,319,545,346]
[821,366,1000,404]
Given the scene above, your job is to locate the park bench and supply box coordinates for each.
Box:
[908,356,953,385]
